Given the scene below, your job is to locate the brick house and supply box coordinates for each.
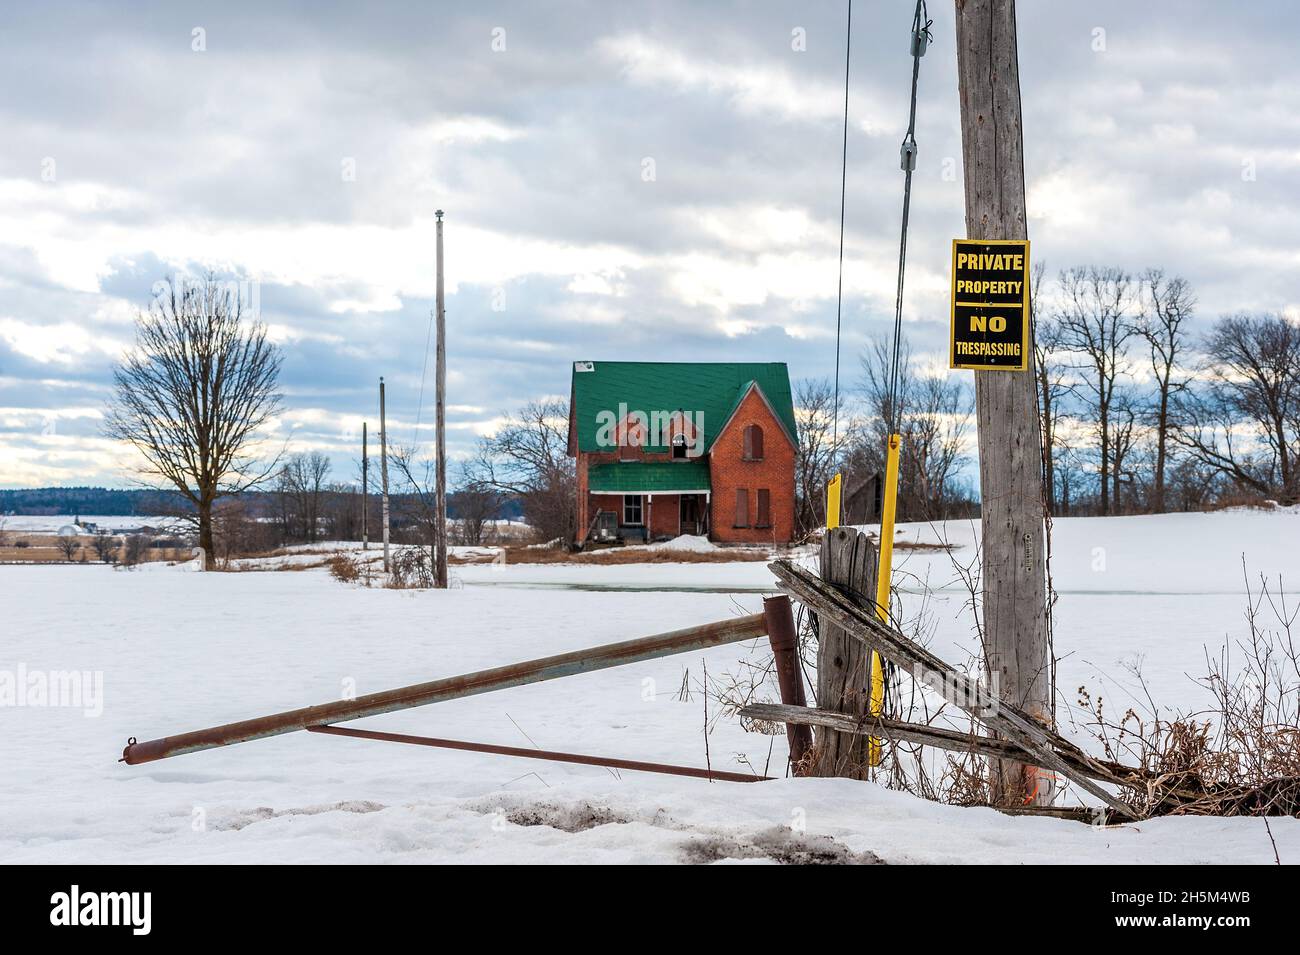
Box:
[567,361,798,546]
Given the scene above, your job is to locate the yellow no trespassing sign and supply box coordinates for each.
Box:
[949,238,1030,371]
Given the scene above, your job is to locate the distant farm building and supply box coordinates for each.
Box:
[567,361,797,546]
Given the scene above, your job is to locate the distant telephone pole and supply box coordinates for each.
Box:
[433,210,449,589]
[379,377,391,573]
[955,0,1052,806]
[361,421,369,550]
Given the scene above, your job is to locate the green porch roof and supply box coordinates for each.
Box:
[569,361,797,453]
[588,461,711,494]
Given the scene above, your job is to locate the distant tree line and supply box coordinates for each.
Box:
[0,487,186,517]
[1035,265,1299,515]
[790,265,1300,535]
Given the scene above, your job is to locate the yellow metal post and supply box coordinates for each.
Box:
[868,433,902,764]
[825,472,842,530]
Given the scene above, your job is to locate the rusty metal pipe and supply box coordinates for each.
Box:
[306,725,770,783]
[762,595,813,771]
[122,612,767,765]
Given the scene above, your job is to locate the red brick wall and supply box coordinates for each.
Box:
[576,443,678,543]
[576,454,589,541]
[707,387,796,544]
[648,495,681,538]
[574,388,795,545]
[584,491,681,539]
[589,493,626,531]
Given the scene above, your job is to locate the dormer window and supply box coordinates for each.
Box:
[672,433,688,459]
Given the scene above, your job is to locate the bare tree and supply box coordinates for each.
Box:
[1056,266,1138,514]
[1051,431,1083,515]
[465,398,574,543]
[1108,395,1140,513]
[105,275,283,568]
[323,481,364,542]
[1174,314,1300,500]
[908,373,971,515]
[275,451,331,542]
[91,531,118,563]
[1138,270,1195,512]
[1030,261,1070,514]
[451,465,505,546]
[121,534,150,567]
[855,334,972,521]
[388,445,440,561]
[56,535,81,562]
[793,377,847,535]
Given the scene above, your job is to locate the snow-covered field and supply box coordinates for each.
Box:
[2,510,1297,864]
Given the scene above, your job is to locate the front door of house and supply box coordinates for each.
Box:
[680,495,706,536]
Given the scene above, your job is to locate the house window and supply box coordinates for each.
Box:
[756,489,771,528]
[672,433,688,459]
[743,424,764,461]
[623,494,643,525]
[734,488,749,528]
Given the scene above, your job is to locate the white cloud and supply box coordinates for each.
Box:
[0,318,125,365]
[596,33,886,133]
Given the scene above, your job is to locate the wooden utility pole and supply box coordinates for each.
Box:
[954,0,1052,806]
[380,377,391,573]
[433,210,449,589]
[361,421,369,550]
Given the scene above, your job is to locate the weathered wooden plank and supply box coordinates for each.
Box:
[740,701,1147,790]
[811,527,880,778]
[741,702,1027,764]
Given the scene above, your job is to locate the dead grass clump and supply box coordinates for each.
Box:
[326,553,361,582]
[454,544,772,566]
[576,547,768,565]
[1077,565,1300,819]
[386,546,432,589]
[893,540,955,552]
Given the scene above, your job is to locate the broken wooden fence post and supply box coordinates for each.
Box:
[770,558,1138,819]
[762,594,812,772]
[811,526,880,779]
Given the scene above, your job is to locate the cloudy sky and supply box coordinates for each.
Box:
[1,0,1297,489]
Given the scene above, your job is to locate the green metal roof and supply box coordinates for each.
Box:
[570,361,797,453]
[588,461,711,494]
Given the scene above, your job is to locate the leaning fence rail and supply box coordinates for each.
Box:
[121,612,767,766]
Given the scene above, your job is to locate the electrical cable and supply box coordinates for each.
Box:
[831,0,852,449]
[412,306,435,448]
[886,0,933,437]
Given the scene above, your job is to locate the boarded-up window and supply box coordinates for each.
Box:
[743,424,764,460]
[756,488,771,527]
[734,488,749,527]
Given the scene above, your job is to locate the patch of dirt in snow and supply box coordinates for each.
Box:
[501,801,631,833]
[680,826,885,865]
[211,799,386,831]
[471,796,883,864]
